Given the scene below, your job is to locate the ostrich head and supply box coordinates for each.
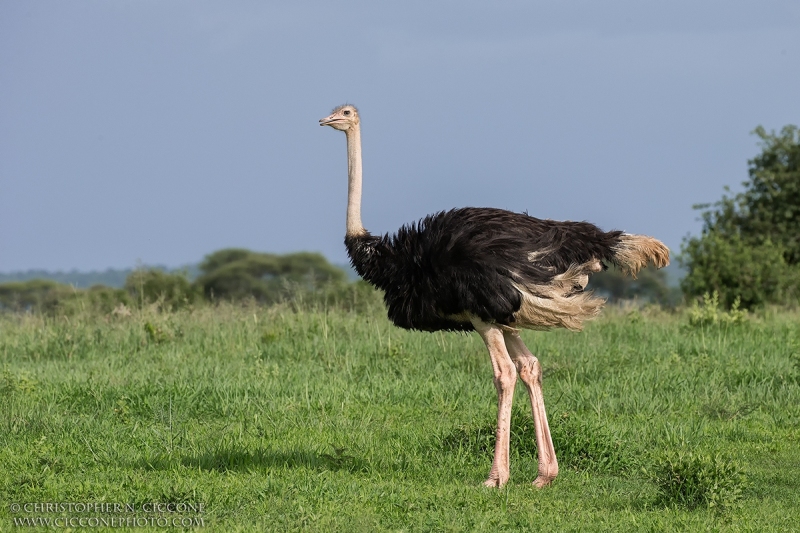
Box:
[319,104,359,131]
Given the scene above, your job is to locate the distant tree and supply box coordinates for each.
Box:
[0,279,70,312]
[194,249,347,303]
[587,265,675,305]
[681,125,800,308]
[197,248,253,275]
[81,285,131,313]
[0,279,129,314]
[125,269,199,310]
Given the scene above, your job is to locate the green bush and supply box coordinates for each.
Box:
[681,233,798,309]
[686,291,747,328]
[652,452,747,511]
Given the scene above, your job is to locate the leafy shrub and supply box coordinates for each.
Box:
[1,368,38,395]
[651,452,747,511]
[143,320,183,345]
[681,233,799,309]
[687,291,747,328]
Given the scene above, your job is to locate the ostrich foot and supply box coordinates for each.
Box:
[483,460,510,488]
[532,463,558,488]
[483,473,509,488]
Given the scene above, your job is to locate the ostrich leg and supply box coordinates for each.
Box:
[472,320,518,488]
[503,331,559,488]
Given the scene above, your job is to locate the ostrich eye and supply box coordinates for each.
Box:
[343,110,351,116]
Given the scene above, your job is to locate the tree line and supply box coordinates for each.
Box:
[1,124,797,313]
[0,250,379,314]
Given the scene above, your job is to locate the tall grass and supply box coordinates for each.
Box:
[1,301,799,531]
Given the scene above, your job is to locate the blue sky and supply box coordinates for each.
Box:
[1,1,798,272]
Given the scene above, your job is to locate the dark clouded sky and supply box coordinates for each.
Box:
[1,1,798,271]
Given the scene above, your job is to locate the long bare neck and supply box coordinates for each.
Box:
[345,125,365,236]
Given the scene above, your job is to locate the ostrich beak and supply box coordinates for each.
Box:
[319,115,337,126]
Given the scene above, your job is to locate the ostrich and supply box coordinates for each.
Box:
[319,104,669,488]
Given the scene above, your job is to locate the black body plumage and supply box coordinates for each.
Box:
[345,207,624,332]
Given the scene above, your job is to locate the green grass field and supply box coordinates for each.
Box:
[1,302,799,531]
